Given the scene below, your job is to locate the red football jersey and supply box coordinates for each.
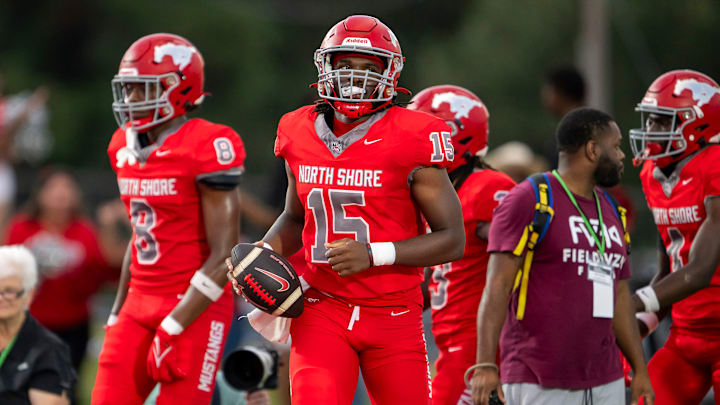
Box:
[275,105,453,303]
[429,169,515,347]
[640,145,720,332]
[107,118,245,294]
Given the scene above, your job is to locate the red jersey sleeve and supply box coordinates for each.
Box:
[412,119,454,170]
[471,172,516,223]
[106,128,126,174]
[191,123,246,182]
[275,106,313,160]
[275,116,290,160]
[487,180,535,255]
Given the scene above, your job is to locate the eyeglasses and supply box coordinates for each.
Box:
[0,289,25,300]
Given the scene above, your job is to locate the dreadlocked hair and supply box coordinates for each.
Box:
[449,155,495,191]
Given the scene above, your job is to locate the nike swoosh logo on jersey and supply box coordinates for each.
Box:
[155,149,171,157]
[390,309,410,316]
[448,346,463,353]
[363,138,383,145]
[682,178,693,186]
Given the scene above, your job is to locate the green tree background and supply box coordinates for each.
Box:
[3,0,718,170]
[2,0,718,265]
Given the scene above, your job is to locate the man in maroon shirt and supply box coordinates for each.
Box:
[469,108,653,405]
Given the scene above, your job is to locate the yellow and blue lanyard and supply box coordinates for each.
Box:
[512,175,553,320]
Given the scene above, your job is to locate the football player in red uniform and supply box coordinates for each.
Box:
[91,33,245,405]
[629,69,720,404]
[250,15,464,404]
[409,85,515,405]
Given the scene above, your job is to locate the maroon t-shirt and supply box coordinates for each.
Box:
[488,173,630,389]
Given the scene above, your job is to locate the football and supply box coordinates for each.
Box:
[228,243,304,318]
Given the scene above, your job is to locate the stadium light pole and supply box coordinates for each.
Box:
[577,0,611,113]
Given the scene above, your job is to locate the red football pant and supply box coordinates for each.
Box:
[432,340,501,405]
[432,340,475,405]
[647,328,720,405]
[91,288,233,405]
[289,289,431,405]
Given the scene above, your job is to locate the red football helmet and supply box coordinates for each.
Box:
[408,85,489,172]
[630,69,720,168]
[314,15,405,119]
[111,33,206,131]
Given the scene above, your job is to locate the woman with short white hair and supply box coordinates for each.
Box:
[0,245,75,405]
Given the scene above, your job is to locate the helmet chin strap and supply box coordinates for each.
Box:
[395,86,412,96]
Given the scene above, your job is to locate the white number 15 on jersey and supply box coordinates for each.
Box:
[429,131,454,162]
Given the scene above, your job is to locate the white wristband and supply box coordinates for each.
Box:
[370,242,396,266]
[636,312,660,335]
[191,271,224,302]
[636,285,660,313]
[259,241,274,251]
[160,315,184,336]
[107,314,118,327]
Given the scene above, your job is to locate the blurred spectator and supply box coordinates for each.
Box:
[0,72,50,235]
[484,141,549,183]
[3,167,119,396]
[540,66,585,168]
[0,245,75,405]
